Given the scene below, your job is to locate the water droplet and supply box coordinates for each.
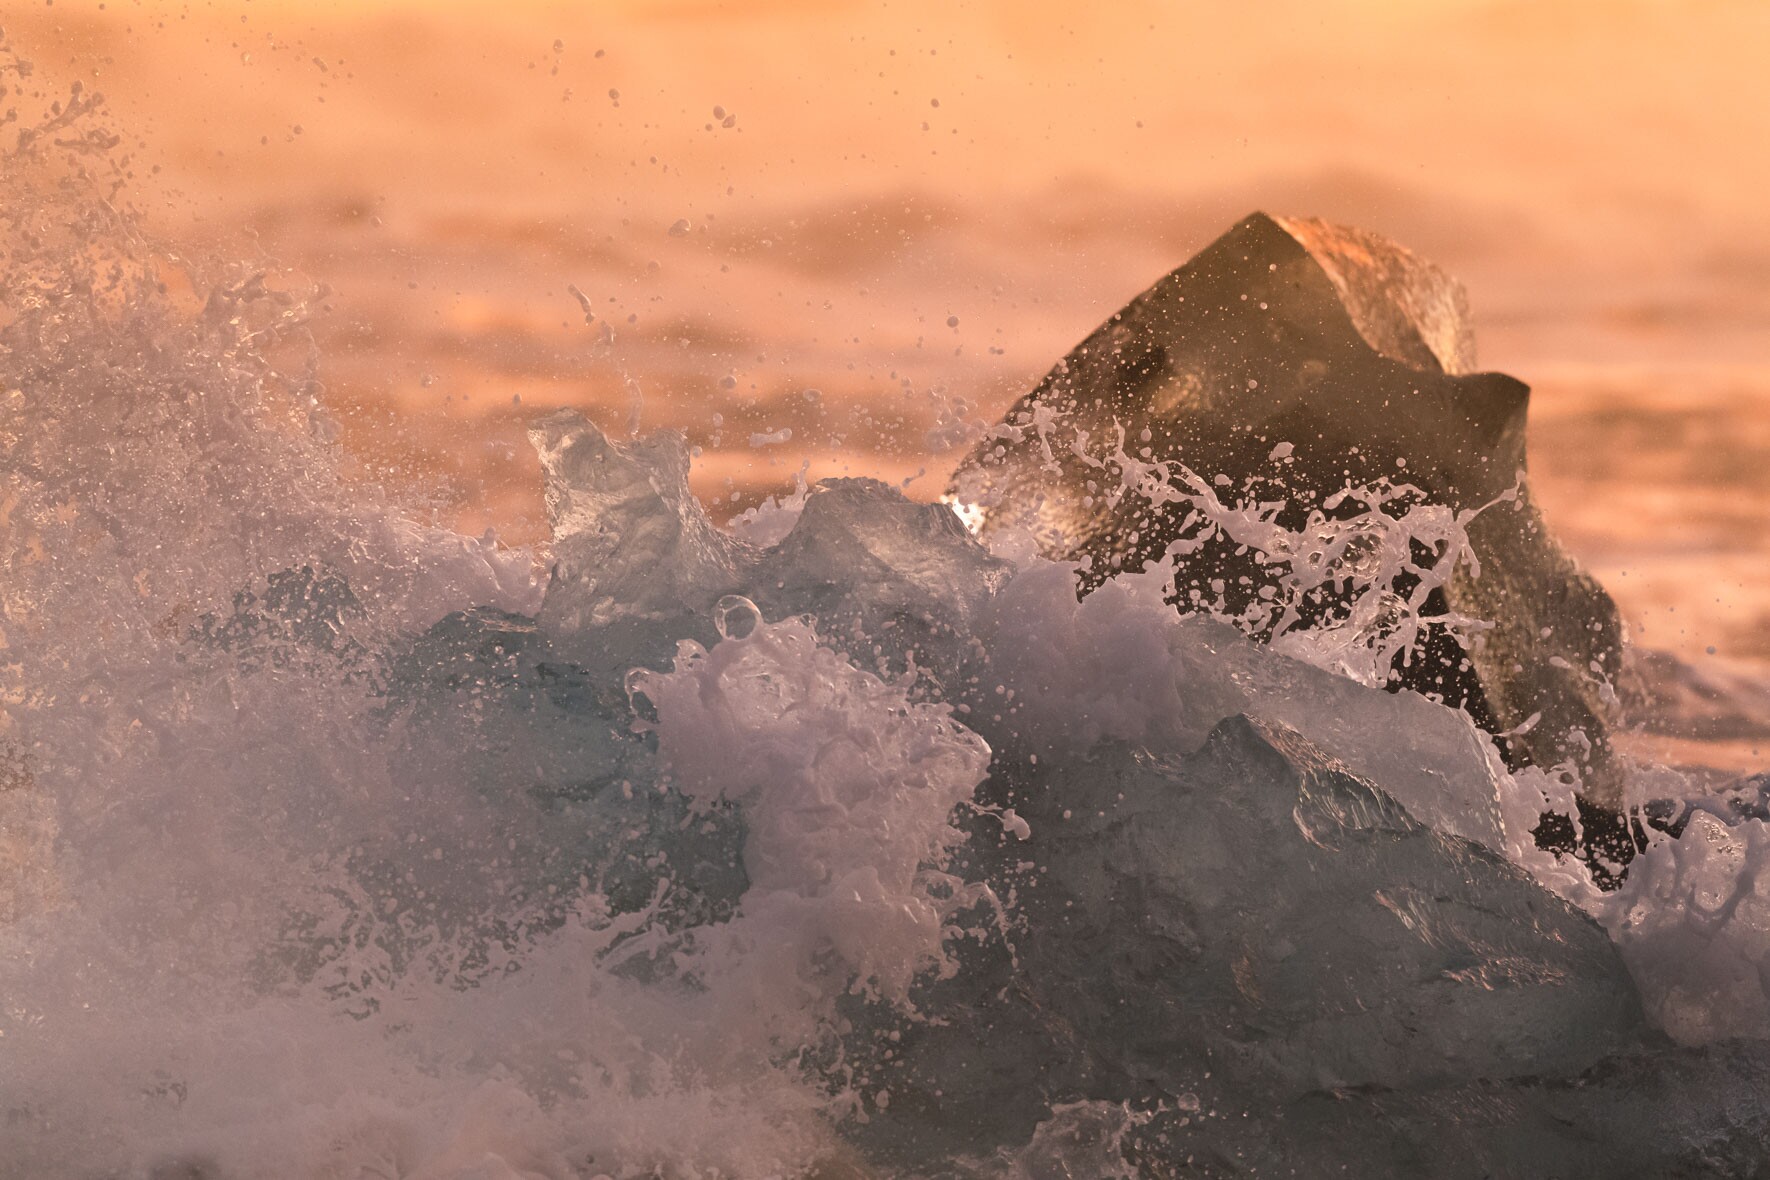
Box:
[713,595,762,641]
[623,667,653,706]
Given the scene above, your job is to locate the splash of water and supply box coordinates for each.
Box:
[8,33,1770,1179]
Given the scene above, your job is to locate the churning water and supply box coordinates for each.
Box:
[6,40,1770,1180]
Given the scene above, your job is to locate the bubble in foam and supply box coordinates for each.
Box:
[713,593,763,640]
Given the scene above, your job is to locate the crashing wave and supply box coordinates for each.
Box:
[6,35,1770,1180]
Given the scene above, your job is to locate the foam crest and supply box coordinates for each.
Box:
[630,605,993,1034]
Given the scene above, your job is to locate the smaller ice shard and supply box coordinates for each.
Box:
[528,415,1010,690]
[950,212,1632,875]
[1608,809,1770,1045]
[1163,613,1517,852]
[962,556,1517,853]
[747,477,1011,689]
[530,409,749,637]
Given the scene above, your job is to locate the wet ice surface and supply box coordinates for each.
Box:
[8,57,1770,1180]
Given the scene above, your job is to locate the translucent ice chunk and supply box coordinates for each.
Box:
[748,478,1010,690]
[850,718,1645,1170]
[967,552,1511,853]
[1606,812,1770,1045]
[530,410,749,635]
